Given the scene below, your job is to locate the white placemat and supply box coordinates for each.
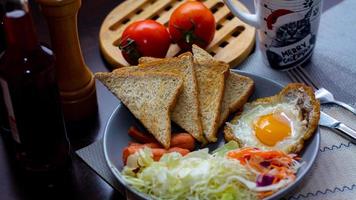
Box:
[284,106,356,200]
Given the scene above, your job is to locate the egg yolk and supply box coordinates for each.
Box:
[253,112,291,146]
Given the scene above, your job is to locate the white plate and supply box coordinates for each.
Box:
[103,70,320,200]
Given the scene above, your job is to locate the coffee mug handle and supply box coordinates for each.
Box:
[223,0,261,28]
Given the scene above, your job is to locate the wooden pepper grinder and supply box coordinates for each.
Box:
[36,0,97,121]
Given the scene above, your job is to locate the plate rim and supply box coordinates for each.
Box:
[103,69,320,200]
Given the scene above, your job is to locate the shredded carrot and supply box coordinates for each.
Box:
[227,147,300,199]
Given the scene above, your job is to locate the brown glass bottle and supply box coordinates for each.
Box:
[0,6,5,52]
[0,4,10,132]
[0,0,70,172]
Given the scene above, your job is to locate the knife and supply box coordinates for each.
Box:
[319,111,356,144]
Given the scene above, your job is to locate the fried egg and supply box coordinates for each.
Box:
[224,83,320,153]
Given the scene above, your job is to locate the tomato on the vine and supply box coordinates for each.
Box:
[169,1,216,51]
[119,20,171,65]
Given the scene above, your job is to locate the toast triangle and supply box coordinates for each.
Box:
[95,71,183,148]
[192,46,229,142]
[192,45,254,126]
[117,53,204,142]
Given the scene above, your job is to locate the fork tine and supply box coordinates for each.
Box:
[293,68,310,84]
[295,67,317,90]
[294,68,317,90]
[286,69,300,83]
[287,68,305,83]
[297,67,319,90]
[286,67,317,91]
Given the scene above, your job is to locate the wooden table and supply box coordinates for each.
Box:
[0,0,341,199]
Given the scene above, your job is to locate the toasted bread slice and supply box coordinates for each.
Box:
[194,61,229,142]
[95,71,183,148]
[192,46,230,142]
[140,52,229,142]
[138,57,159,64]
[116,53,204,142]
[224,83,320,153]
[219,73,254,125]
[139,46,254,142]
[191,45,254,126]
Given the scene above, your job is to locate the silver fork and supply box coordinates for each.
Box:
[315,88,356,115]
[286,66,319,90]
[286,66,356,115]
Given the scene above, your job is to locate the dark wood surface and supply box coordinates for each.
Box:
[0,0,341,199]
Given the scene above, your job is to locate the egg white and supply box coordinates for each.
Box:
[227,102,308,152]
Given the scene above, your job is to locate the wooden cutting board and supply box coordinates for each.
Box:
[99,0,255,68]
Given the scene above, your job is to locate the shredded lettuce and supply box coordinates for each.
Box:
[213,141,240,157]
[121,144,303,200]
[122,147,257,200]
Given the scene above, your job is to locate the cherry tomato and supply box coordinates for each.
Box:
[169,1,216,51]
[119,20,171,65]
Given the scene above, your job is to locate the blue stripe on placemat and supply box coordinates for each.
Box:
[319,142,353,152]
[285,184,356,200]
